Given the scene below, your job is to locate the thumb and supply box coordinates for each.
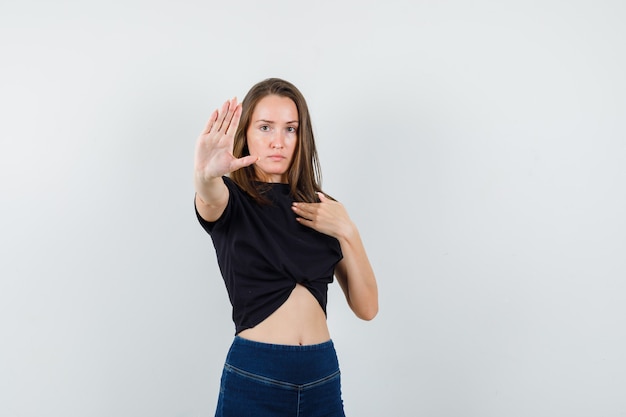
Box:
[230,155,259,172]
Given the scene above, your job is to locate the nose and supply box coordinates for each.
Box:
[270,131,285,149]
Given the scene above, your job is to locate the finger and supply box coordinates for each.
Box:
[201,109,219,135]
[215,99,231,132]
[221,97,239,132]
[317,192,328,202]
[292,202,317,217]
[225,102,242,136]
[230,155,260,172]
[295,216,315,228]
[292,201,315,209]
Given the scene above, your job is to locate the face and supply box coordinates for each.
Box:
[246,95,299,183]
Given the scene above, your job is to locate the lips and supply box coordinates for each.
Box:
[268,155,285,161]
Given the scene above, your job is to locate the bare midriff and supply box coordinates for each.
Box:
[237,284,331,346]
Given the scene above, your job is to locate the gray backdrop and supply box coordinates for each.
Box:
[1,0,625,416]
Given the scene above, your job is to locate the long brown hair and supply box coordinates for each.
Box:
[231,78,323,203]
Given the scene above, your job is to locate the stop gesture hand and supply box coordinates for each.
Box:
[194,97,258,182]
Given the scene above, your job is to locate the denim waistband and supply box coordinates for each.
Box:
[225,336,340,385]
[232,335,335,351]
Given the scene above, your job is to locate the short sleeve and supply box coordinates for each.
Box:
[194,176,236,234]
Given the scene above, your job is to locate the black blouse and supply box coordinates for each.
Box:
[195,176,343,334]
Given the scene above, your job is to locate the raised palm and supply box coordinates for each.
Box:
[194,98,257,181]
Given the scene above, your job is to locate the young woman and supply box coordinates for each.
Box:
[194,78,378,417]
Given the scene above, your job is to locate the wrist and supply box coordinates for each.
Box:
[337,221,358,243]
[194,175,227,207]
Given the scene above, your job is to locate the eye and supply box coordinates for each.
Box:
[287,126,297,133]
[260,125,270,132]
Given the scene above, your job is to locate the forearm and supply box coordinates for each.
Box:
[194,174,229,222]
[336,225,379,321]
[195,173,227,204]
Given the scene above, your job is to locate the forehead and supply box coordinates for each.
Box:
[251,95,298,121]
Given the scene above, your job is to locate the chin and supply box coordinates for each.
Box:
[256,167,288,182]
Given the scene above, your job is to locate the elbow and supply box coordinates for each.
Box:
[356,303,378,321]
[350,286,379,321]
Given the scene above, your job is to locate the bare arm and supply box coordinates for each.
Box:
[291,193,378,320]
[194,98,258,221]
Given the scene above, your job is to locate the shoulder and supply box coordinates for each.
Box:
[195,176,247,232]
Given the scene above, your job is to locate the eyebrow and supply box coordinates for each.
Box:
[255,119,299,124]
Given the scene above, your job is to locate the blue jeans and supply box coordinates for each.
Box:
[215,336,346,417]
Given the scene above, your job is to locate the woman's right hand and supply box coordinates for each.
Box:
[194,97,258,183]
